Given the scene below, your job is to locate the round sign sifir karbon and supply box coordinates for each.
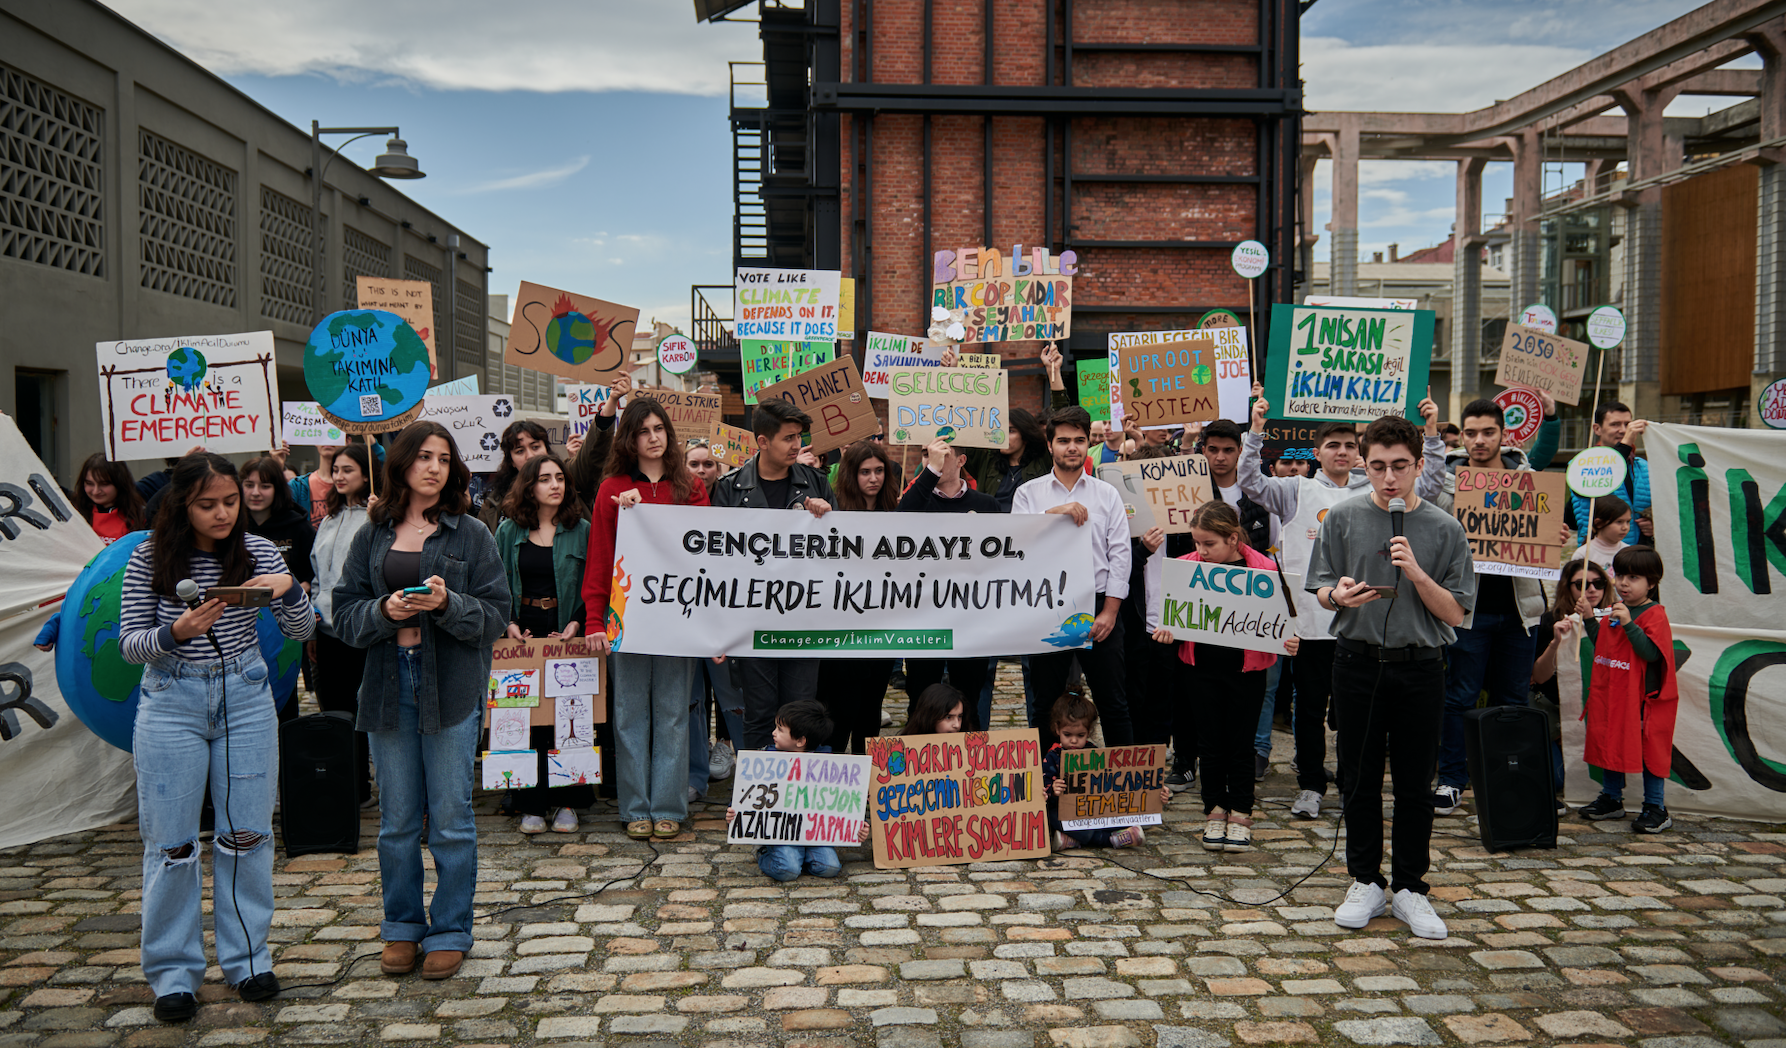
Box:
[658,334,699,376]
[1231,241,1269,280]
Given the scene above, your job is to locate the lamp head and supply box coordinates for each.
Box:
[369,138,425,179]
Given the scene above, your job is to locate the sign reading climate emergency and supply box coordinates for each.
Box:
[96,331,277,460]
[867,730,1049,868]
[1155,560,1300,654]
[607,506,1098,659]
[1453,464,1566,579]
[727,749,871,847]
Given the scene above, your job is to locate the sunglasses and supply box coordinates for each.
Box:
[1569,579,1606,591]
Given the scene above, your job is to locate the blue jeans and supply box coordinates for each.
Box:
[613,653,696,824]
[135,651,277,997]
[758,844,841,882]
[1438,611,1535,789]
[688,668,710,798]
[1600,769,1666,807]
[366,646,482,954]
[1255,659,1282,758]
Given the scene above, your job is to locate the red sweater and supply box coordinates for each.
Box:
[584,469,710,639]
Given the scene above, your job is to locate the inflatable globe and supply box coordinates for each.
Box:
[303,309,431,427]
[58,532,305,752]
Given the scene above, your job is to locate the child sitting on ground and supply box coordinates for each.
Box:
[1042,692,1169,851]
[727,699,870,881]
[1579,545,1679,834]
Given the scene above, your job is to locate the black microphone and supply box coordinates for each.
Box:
[175,578,224,658]
[1388,497,1405,539]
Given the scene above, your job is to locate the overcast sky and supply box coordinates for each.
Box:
[108,0,1732,327]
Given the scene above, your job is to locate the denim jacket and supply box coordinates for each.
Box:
[331,513,511,735]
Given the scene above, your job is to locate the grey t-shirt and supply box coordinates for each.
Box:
[1306,495,1476,649]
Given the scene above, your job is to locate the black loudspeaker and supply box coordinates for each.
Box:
[279,711,361,857]
[1463,706,1557,852]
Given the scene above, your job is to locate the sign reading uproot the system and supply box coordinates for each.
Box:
[866,729,1049,867]
[1058,745,1168,830]
[887,366,1009,449]
[503,281,640,383]
[1109,327,1251,428]
[1156,560,1300,654]
[861,332,947,398]
[634,387,722,442]
[97,331,277,460]
[932,246,1074,344]
[741,340,834,404]
[1096,456,1212,535]
[736,268,841,342]
[608,506,1097,659]
[1452,465,1566,579]
[1264,304,1434,422]
[1494,323,1589,405]
[750,357,878,455]
[727,749,871,847]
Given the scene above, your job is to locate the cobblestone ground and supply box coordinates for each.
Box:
[4,663,1785,1048]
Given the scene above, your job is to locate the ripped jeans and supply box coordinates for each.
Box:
[135,650,277,998]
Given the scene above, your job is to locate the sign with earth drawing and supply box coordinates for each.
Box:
[303,310,433,435]
[503,281,641,384]
[95,331,277,460]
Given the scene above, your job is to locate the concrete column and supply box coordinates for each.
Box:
[1330,116,1359,297]
[1612,83,1682,413]
[1508,130,1543,312]
[1298,153,1320,302]
[1449,158,1486,423]
[1749,24,1786,379]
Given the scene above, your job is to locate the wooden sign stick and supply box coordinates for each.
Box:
[1247,277,1260,386]
[1582,348,1607,548]
[365,433,377,500]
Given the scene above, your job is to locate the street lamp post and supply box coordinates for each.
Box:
[308,122,427,333]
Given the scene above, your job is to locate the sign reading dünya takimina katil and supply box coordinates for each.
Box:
[606,505,1098,659]
[1263,304,1435,422]
[303,310,433,434]
[867,729,1050,868]
[97,331,278,460]
[728,749,871,847]
[932,245,1074,344]
[1155,560,1301,655]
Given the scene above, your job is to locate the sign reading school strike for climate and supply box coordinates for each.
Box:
[861,332,948,398]
[1156,560,1300,655]
[1097,456,1212,535]
[1452,465,1566,579]
[1494,323,1589,406]
[887,366,1009,449]
[1058,745,1168,831]
[751,357,879,456]
[736,267,841,342]
[932,245,1074,344]
[1264,304,1434,422]
[97,331,277,460]
[727,749,871,848]
[1108,327,1251,428]
[607,505,1098,659]
[633,387,722,442]
[866,730,1050,868]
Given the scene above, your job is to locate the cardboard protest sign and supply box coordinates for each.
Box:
[546,747,602,786]
[838,276,855,336]
[931,246,1074,344]
[356,276,437,378]
[634,386,722,442]
[741,340,834,404]
[727,749,872,847]
[1262,419,1323,461]
[1098,456,1212,534]
[714,423,754,467]
[736,267,841,342]
[428,375,480,397]
[517,411,573,453]
[97,331,277,459]
[565,383,614,438]
[957,353,1000,369]
[1076,358,1111,421]
[1057,745,1167,830]
[866,729,1049,867]
[1452,465,1566,579]
[1156,560,1300,654]
[1264,304,1434,422]
[861,332,946,398]
[1494,323,1589,406]
[1304,295,1419,310]
[751,356,878,455]
[503,281,640,383]
[488,637,606,728]
[282,402,344,447]
[302,310,432,435]
[1109,328,1250,428]
[418,394,515,471]
[887,366,1009,449]
[1095,463,1156,537]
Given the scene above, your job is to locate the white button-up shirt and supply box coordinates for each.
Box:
[1011,468,1132,600]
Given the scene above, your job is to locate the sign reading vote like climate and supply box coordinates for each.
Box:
[97,331,278,460]
[1057,745,1168,831]
[736,268,841,342]
[887,366,1009,449]
[1494,323,1589,406]
[1156,560,1300,655]
[867,729,1050,868]
[1264,304,1434,422]
[728,749,872,848]
[1452,465,1566,579]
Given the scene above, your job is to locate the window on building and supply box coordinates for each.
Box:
[138,130,237,306]
[258,187,312,325]
[1,62,105,277]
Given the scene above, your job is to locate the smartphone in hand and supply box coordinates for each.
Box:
[206,586,273,608]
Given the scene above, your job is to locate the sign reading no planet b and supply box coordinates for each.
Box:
[1452,465,1566,580]
[867,730,1049,868]
[728,749,871,847]
[1156,560,1299,654]
[607,506,1098,659]
[751,357,878,456]
[1058,745,1167,830]
[1264,305,1434,422]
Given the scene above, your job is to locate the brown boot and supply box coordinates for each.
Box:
[420,950,464,980]
[380,941,419,975]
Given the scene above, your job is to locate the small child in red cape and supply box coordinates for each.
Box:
[1578,545,1678,833]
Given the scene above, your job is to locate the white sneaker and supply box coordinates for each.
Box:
[881,709,893,727]
[1431,784,1462,816]
[1201,816,1228,852]
[687,785,703,805]
[519,815,548,834]
[1223,819,1253,852]
[1391,888,1448,940]
[550,808,578,833]
[708,740,735,780]
[1290,790,1321,819]
[1335,880,1387,929]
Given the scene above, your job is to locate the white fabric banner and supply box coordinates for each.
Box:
[608,505,1096,658]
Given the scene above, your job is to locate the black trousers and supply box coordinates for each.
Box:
[312,631,371,803]
[903,657,990,729]
[1159,653,1197,771]
[1192,659,1266,816]
[818,658,891,754]
[740,658,820,751]
[1292,639,1338,795]
[1332,645,1445,895]
[513,724,598,816]
[1029,596,1129,750]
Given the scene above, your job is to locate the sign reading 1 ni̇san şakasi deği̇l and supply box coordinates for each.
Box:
[727,750,871,847]
[1264,304,1434,422]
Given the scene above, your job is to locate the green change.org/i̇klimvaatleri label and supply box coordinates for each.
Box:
[754,630,953,651]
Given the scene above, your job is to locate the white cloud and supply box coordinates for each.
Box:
[1302,37,1594,113]
[107,0,761,95]
[468,156,590,193]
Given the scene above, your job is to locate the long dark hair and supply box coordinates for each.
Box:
[240,456,299,519]
[370,421,473,526]
[148,453,253,596]
[73,453,147,531]
[502,453,588,528]
[1010,408,1047,463]
[834,441,897,511]
[489,419,552,496]
[1552,558,1612,620]
[604,397,696,505]
[907,683,971,735]
[322,443,372,519]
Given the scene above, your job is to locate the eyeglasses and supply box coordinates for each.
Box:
[1569,579,1606,591]
[1364,460,1415,476]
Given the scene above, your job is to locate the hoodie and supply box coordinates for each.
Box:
[245,505,316,586]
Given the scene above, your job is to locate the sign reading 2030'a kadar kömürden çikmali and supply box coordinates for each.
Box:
[1264,304,1434,422]
[932,245,1074,345]
[605,506,1096,659]
[97,332,278,460]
